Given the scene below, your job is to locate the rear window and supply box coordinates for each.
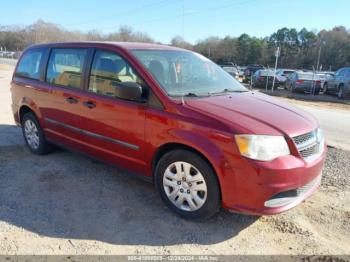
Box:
[46,48,88,89]
[15,49,44,80]
[260,70,274,76]
[283,70,295,75]
[297,73,317,80]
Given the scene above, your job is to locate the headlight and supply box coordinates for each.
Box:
[235,135,290,161]
[316,128,325,152]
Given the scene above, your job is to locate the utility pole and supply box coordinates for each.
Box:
[272,46,280,92]
[316,44,322,71]
[265,64,270,92]
[312,66,316,95]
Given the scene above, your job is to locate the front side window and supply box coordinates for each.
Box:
[15,49,44,80]
[131,50,247,97]
[89,50,145,98]
[46,48,88,89]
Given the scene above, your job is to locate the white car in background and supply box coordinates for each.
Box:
[276,69,296,87]
[317,72,335,90]
[220,63,241,81]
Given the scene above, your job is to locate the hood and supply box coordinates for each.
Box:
[184,92,318,137]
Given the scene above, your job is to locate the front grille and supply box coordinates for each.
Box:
[300,143,319,158]
[293,132,315,145]
[292,130,321,161]
[264,174,321,208]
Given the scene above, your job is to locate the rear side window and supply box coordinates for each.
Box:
[336,69,345,77]
[345,69,350,77]
[15,49,44,80]
[88,50,145,98]
[46,48,88,89]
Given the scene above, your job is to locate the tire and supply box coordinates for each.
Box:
[338,85,344,99]
[323,83,328,94]
[155,150,220,220]
[22,112,54,155]
[291,84,296,93]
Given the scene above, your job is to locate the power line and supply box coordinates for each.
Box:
[98,0,259,31]
[67,0,177,28]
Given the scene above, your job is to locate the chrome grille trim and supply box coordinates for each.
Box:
[292,129,322,162]
[264,174,321,208]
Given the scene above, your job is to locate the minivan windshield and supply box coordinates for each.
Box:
[131,50,247,97]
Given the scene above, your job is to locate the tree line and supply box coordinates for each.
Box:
[1,20,350,70]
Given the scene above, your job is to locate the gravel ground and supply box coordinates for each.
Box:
[0,139,349,255]
[0,66,349,255]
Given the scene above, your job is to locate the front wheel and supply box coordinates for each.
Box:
[155,150,220,220]
[22,112,54,155]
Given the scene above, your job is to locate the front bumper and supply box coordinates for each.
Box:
[221,147,326,215]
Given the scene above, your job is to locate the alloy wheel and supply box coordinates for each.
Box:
[24,119,40,150]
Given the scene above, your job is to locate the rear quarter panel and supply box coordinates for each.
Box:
[11,77,47,127]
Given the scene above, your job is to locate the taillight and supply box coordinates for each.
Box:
[296,80,304,84]
[259,76,264,81]
[315,80,321,85]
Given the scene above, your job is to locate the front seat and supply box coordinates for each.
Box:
[98,58,117,77]
[148,60,165,86]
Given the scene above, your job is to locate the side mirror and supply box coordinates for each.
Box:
[115,81,143,101]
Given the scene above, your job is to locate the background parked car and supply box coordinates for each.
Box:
[323,67,350,99]
[285,71,321,94]
[236,66,245,78]
[316,71,334,90]
[252,69,276,88]
[220,63,240,80]
[275,69,295,87]
[243,64,264,83]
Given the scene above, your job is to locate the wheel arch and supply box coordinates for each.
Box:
[19,105,35,123]
[151,142,223,200]
[18,98,43,126]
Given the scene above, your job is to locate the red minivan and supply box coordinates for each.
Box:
[11,42,326,219]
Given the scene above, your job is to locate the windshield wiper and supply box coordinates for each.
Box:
[209,88,247,95]
[183,92,198,97]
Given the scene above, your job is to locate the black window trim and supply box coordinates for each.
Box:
[15,47,49,82]
[44,47,91,91]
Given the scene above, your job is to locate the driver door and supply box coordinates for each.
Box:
[78,49,148,174]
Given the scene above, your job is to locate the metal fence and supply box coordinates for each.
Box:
[0,58,17,66]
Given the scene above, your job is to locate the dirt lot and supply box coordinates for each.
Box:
[260,88,350,107]
[0,66,349,255]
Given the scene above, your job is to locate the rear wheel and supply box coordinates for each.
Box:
[22,112,54,155]
[155,150,220,220]
[291,84,296,93]
[338,85,344,99]
[323,83,328,94]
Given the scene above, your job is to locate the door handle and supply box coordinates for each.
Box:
[83,101,96,109]
[66,97,79,104]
